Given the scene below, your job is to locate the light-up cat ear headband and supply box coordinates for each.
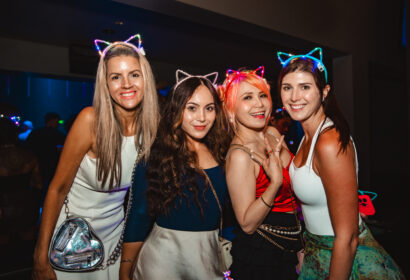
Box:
[174,69,219,90]
[94,34,146,57]
[220,66,266,100]
[225,66,265,87]
[217,66,266,103]
[277,47,328,83]
[225,66,265,82]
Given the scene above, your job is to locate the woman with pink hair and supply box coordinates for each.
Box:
[219,67,302,279]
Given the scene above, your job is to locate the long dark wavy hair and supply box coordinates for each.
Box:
[277,58,350,152]
[146,77,230,217]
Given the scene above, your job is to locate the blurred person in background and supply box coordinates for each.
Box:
[26,112,66,205]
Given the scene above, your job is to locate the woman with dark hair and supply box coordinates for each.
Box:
[278,48,403,279]
[32,34,159,280]
[120,70,231,280]
[219,67,303,279]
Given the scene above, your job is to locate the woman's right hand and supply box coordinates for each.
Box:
[32,253,57,280]
[262,135,284,190]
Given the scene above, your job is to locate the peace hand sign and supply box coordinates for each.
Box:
[262,135,284,191]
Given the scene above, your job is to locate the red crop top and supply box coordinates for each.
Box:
[255,152,296,212]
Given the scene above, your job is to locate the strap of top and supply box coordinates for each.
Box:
[306,118,334,165]
[201,170,224,238]
[226,143,263,166]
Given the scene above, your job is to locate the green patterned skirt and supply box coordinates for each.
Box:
[299,223,405,279]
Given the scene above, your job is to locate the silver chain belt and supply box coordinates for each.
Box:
[259,223,302,236]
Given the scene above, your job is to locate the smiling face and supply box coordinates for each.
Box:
[181,84,216,143]
[233,81,272,132]
[106,55,144,113]
[280,71,329,124]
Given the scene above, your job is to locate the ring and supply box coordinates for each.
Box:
[267,150,273,155]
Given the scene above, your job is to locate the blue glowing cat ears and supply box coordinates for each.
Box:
[277,47,328,83]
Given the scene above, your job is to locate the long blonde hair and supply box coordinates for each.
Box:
[93,44,159,189]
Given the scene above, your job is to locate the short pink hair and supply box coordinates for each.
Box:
[219,70,272,132]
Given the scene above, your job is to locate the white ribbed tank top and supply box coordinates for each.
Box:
[289,118,361,235]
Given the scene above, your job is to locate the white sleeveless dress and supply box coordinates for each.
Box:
[53,136,138,280]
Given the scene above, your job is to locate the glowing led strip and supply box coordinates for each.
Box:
[94,33,146,57]
[277,47,328,83]
[224,66,265,92]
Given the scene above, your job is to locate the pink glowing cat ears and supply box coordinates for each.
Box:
[225,66,265,80]
[223,66,266,91]
[94,34,146,57]
[174,69,219,89]
[218,66,266,102]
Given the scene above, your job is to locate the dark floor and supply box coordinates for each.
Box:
[0,237,35,280]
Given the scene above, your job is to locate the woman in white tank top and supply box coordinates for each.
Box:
[32,34,160,280]
[276,48,404,279]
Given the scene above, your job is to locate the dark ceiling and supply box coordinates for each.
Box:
[1,0,343,83]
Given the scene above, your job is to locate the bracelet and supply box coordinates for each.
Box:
[120,259,133,263]
[260,195,273,208]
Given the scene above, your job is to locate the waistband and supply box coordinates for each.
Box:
[304,222,367,250]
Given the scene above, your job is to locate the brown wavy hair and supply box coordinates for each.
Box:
[146,76,230,217]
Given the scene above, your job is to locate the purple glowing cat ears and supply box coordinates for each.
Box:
[277,47,328,82]
[175,70,218,89]
[94,34,146,57]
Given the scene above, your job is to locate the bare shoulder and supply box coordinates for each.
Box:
[226,147,258,187]
[68,107,95,134]
[226,147,253,169]
[64,107,96,146]
[77,106,96,124]
[315,128,354,160]
[315,128,340,155]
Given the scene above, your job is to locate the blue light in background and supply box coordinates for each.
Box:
[66,80,69,98]
[0,72,94,129]
[159,86,171,97]
[47,79,51,97]
[27,75,31,97]
[403,0,406,47]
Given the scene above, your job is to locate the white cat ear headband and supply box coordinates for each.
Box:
[94,34,146,57]
[277,47,328,83]
[174,70,218,90]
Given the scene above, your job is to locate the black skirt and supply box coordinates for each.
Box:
[229,211,303,280]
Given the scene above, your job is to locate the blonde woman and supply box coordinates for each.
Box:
[32,34,159,280]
